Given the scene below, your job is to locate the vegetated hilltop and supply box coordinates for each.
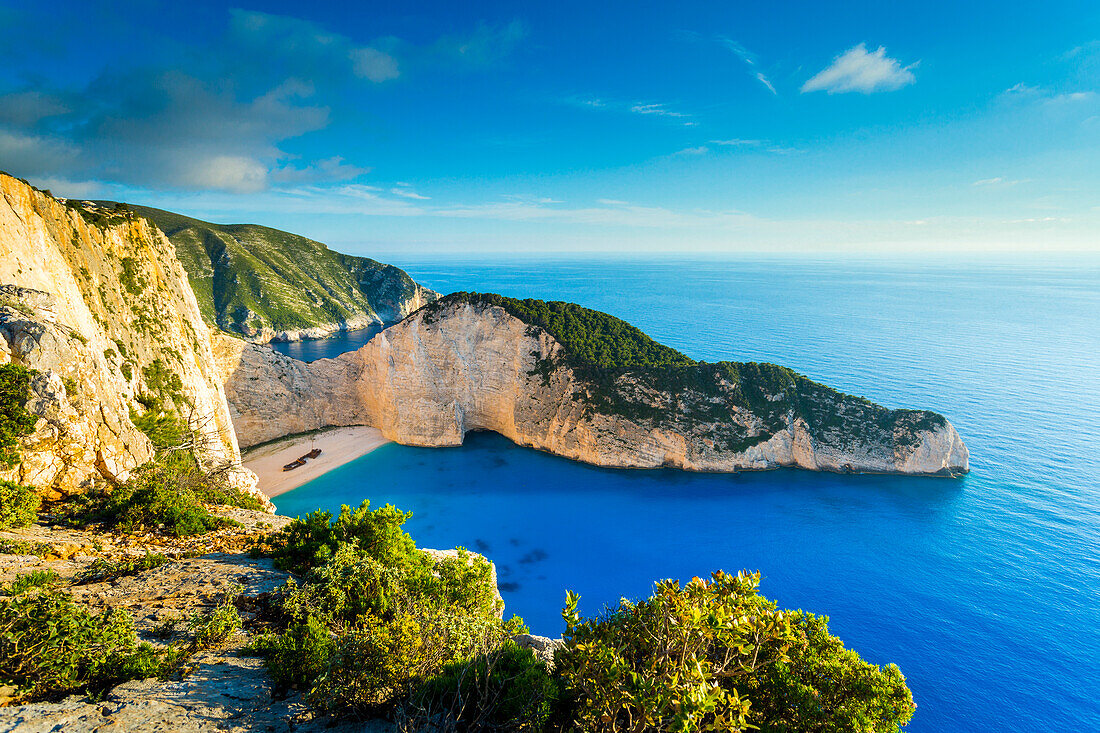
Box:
[215,292,969,475]
[122,205,438,343]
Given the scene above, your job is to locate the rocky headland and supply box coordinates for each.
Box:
[217,293,969,476]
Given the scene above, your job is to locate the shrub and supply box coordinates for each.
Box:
[406,640,562,732]
[0,364,37,469]
[256,503,524,718]
[555,571,915,733]
[257,613,335,689]
[89,463,231,536]
[68,460,248,537]
[2,570,60,595]
[254,500,423,575]
[0,480,40,529]
[0,587,177,702]
[129,400,186,450]
[741,611,917,732]
[189,594,242,648]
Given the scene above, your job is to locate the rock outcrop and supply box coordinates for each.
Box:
[0,173,261,502]
[216,295,969,476]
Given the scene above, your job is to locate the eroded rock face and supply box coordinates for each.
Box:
[216,300,969,476]
[0,174,260,503]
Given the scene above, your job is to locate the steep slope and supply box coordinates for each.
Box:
[215,293,969,476]
[123,205,437,343]
[0,173,260,502]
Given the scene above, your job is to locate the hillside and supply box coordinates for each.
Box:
[121,205,437,343]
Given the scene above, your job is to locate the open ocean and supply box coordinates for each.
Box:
[272,256,1100,731]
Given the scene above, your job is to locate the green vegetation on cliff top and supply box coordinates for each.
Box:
[121,205,434,339]
[428,293,947,452]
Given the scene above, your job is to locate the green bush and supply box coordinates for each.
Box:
[741,610,917,733]
[258,614,335,689]
[129,400,186,450]
[2,570,60,595]
[254,501,423,575]
[408,640,561,732]
[189,594,242,648]
[0,587,177,702]
[67,458,254,536]
[88,463,231,536]
[0,480,40,529]
[256,503,524,718]
[555,571,915,733]
[0,364,37,469]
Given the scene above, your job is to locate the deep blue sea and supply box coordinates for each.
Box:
[273,256,1100,731]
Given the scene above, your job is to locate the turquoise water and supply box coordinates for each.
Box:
[274,257,1100,731]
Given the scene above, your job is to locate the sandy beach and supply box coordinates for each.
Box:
[243,426,389,498]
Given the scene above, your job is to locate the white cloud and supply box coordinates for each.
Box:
[802,43,917,94]
[674,146,709,156]
[709,138,803,154]
[597,199,629,205]
[755,72,777,95]
[1003,82,1041,96]
[350,47,399,82]
[630,103,690,118]
[391,187,430,200]
[710,138,762,146]
[972,177,1028,187]
[178,155,269,193]
[1050,91,1097,103]
[501,194,562,204]
[717,37,777,95]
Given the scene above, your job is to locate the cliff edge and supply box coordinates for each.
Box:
[0,173,261,503]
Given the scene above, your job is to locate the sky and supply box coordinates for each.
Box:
[1,0,1098,257]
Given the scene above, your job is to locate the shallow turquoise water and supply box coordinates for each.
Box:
[274,256,1100,731]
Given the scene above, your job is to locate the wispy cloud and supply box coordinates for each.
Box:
[567,97,695,125]
[802,43,917,94]
[391,187,430,200]
[710,138,761,147]
[1000,84,1098,106]
[674,145,709,156]
[709,138,804,154]
[630,103,691,119]
[716,37,777,95]
[973,177,1026,187]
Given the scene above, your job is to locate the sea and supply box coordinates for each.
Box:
[271,255,1100,731]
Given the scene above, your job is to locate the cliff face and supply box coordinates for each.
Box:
[217,297,968,476]
[0,174,260,501]
[127,205,438,344]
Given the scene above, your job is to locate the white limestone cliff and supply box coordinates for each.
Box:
[0,174,262,504]
[216,299,969,476]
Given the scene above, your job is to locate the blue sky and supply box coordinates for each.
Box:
[1,0,1098,256]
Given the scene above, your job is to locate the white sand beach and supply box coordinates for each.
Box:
[243,426,389,498]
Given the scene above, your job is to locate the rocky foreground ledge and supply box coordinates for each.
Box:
[0,510,552,732]
[217,293,969,477]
